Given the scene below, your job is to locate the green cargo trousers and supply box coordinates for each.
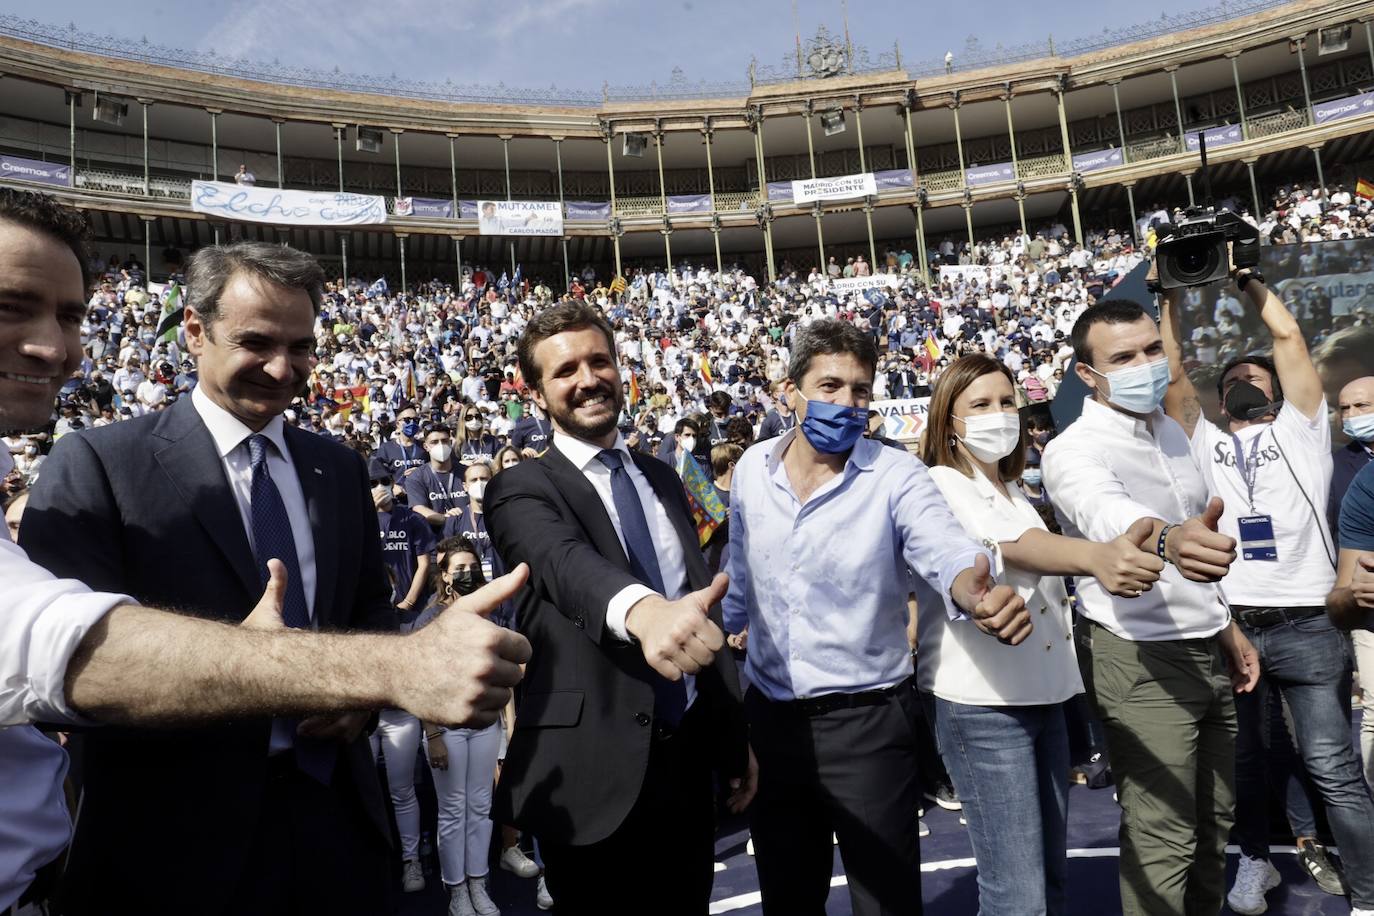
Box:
[1089,621,1237,916]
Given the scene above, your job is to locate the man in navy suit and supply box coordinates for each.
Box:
[24,242,397,915]
[485,301,756,915]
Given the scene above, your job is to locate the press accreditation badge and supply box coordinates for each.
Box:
[1237,514,1278,561]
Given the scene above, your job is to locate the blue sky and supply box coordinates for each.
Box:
[12,0,1251,94]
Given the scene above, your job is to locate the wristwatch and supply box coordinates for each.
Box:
[1236,269,1264,292]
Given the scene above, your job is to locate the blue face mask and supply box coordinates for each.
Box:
[401,420,420,439]
[799,399,868,454]
[1089,357,1170,415]
[1344,413,1374,443]
[1021,468,1043,486]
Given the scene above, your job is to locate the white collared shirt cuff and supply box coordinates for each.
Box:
[15,591,129,727]
[605,584,658,642]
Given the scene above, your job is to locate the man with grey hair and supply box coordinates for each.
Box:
[21,239,480,914]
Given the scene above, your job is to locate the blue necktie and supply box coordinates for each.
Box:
[595,449,687,726]
[246,435,335,782]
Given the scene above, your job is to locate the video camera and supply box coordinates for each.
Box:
[1152,132,1261,290]
[1153,207,1260,289]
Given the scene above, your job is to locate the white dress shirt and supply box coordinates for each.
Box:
[192,386,317,617]
[1042,397,1228,641]
[551,432,695,707]
[0,449,130,909]
[192,386,318,754]
[917,465,1083,706]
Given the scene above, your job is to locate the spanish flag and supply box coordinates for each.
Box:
[1357,177,1374,200]
[628,372,640,407]
[700,355,713,387]
[923,331,942,362]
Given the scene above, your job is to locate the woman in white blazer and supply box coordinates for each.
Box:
[915,353,1164,916]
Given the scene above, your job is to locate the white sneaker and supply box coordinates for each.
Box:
[448,882,478,916]
[499,845,540,879]
[1227,855,1281,915]
[401,858,425,893]
[466,875,500,916]
[536,875,554,911]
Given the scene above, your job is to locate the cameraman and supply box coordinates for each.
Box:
[1159,265,1374,916]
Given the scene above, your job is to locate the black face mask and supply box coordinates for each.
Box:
[451,570,483,596]
[1223,380,1279,421]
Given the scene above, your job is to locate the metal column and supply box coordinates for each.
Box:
[554,138,570,292]
[1003,86,1025,235]
[1168,67,1195,206]
[654,126,671,274]
[1311,144,1327,207]
[334,124,347,281]
[903,98,929,283]
[501,136,516,276]
[1245,159,1262,218]
[66,89,77,179]
[273,118,285,188]
[391,128,404,197]
[750,107,775,282]
[703,120,722,274]
[1055,77,1084,245]
[398,234,408,294]
[208,109,220,181]
[1229,52,1249,139]
[1294,35,1314,122]
[447,133,461,282]
[854,97,877,269]
[603,122,622,278]
[139,99,150,196]
[804,104,825,269]
[1111,81,1130,164]
[1124,182,1140,246]
[951,93,974,251]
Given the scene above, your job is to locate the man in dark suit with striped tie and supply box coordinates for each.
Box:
[22,242,396,916]
[485,301,756,915]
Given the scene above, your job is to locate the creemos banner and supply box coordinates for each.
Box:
[0,154,72,187]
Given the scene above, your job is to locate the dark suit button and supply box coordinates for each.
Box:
[634,713,651,726]
[573,615,585,629]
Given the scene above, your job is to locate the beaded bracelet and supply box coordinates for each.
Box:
[1156,524,1175,564]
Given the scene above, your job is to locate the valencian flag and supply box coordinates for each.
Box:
[154,281,184,346]
[676,451,726,547]
[1357,177,1374,200]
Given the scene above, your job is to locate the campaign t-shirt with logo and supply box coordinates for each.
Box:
[403,463,468,515]
[510,415,552,454]
[1189,400,1336,606]
[374,439,428,477]
[378,505,436,607]
[440,506,494,576]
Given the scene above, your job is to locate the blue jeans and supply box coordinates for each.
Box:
[1233,612,1374,908]
[934,698,1070,916]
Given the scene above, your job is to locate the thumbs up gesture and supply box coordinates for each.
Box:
[1093,517,1166,598]
[955,554,1033,646]
[1165,497,1237,582]
[241,558,288,630]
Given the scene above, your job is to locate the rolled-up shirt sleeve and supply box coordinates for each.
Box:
[1042,438,1162,544]
[0,540,129,727]
[891,458,993,620]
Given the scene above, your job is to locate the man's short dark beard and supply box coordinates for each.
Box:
[550,383,622,442]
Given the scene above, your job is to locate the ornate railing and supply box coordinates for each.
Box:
[1247,108,1311,138]
[0,0,1298,108]
[1127,134,1185,163]
[920,169,965,193]
[1017,153,1068,180]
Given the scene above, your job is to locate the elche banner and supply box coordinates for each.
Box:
[1071,148,1124,173]
[191,181,386,226]
[1314,91,1374,126]
[1183,124,1243,152]
[0,153,71,187]
[476,200,564,236]
[791,172,877,204]
[871,397,931,442]
[829,274,901,298]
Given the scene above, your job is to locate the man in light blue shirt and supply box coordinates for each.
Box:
[723,319,1028,916]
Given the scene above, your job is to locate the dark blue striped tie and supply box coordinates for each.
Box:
[595,448,687,726]
[247,435,335,782]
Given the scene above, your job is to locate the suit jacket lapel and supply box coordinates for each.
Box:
[151,399,260,600]
[285,429,339,626]
[539,446,632,572]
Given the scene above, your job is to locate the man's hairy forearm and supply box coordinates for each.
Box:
[1326,587,1364,631]
[65,604,396,725]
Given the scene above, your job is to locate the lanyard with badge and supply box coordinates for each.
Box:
[431,467,459,510]
[1231,430,1277,561]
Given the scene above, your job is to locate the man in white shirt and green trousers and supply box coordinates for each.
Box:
[1043,297,1258,916]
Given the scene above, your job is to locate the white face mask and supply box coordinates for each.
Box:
[954,412,1021,464]
[466,419,482,431]
[466,480,487,501]
[679,435,697,453]
[428,442,453,463]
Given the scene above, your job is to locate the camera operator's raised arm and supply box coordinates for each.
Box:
[1158,284,1204,438]
[1236,268,1324,421]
